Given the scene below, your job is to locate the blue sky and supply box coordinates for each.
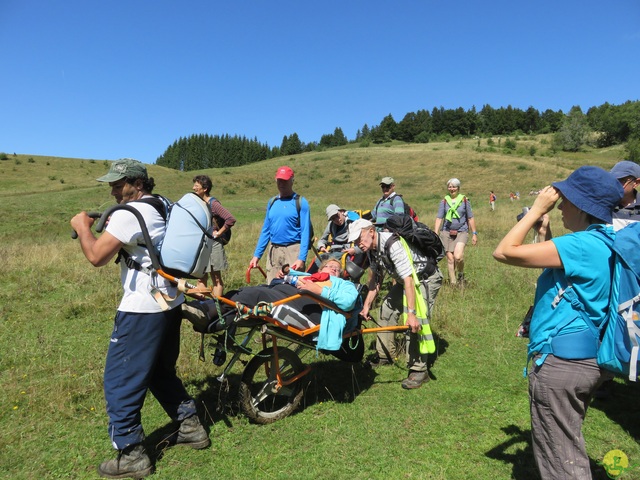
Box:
[1,0,638,164]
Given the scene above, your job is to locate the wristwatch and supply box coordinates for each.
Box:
[407,308,417,315]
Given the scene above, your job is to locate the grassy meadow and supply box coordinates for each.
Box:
[1,137,639,479]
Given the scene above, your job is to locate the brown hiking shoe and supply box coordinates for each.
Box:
[98,444,152,479]
[401,371,429,389]
[175,415,210,449]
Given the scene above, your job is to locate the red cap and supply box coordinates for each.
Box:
[275,166,294,180]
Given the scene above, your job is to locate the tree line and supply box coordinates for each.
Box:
[156,100,640,170]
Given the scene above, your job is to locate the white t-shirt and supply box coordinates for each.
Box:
[106,199,184,313]
[371,232,429,281]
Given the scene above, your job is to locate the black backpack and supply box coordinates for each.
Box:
[383,214,444,276]
[392,195,419,222]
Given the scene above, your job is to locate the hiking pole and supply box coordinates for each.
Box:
[311,243,323,264]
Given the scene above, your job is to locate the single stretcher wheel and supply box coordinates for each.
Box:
[239,347,305,424]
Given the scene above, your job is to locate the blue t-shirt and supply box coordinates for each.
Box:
[253,193,312,262]
[528,225,614,357]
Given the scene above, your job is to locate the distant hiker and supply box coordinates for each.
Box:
[434,178,477,286]
[249,166,313,284]
[70,159,209,479]
[371,176,406,227]
[610,160,640,231]
[192,174,236,297]
[489,191,496,211]
[493,166,623,480]
[348,218,443,389]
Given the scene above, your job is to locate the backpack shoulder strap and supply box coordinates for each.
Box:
[383,233,398,256]
[133,196,167,221]
[267,195,278,212]
[383,233,402,264]
[294,193,301,215]
[372,198,382,217]
[114,199,165,272]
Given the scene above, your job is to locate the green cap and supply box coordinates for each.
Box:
[97,158,148,183]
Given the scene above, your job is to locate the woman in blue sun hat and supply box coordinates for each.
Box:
[493,166,623,480]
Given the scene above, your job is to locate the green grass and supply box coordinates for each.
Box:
[1,140,638,479]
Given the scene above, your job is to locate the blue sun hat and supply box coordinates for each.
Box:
[552,166,624,224]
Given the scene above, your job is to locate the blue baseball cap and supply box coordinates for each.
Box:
[552,166,623,224]
[610,160,640,180]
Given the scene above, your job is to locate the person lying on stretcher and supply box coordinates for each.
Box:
[181,258,361,352]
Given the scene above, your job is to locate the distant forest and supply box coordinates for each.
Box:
[155,100,640,171]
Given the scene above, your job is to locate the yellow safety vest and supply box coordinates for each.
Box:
[444,194,465,222]
[398,238,436,354]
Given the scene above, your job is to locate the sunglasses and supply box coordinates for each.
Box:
[322,264,341,273]
[619,177,636,188]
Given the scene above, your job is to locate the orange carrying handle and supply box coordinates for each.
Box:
[245,265,267,284]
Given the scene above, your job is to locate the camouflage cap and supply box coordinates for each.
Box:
[97,158,148,183]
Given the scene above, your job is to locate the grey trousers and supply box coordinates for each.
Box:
[529,354,613,480]
[375,268,443,370]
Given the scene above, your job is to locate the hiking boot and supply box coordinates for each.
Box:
[365,355,393,369]
[401,371,429,389]
[175,415,210,450]
[98,444,152,479]
[181,302,210,332]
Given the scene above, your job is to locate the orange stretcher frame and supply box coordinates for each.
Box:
[157,266,410,395]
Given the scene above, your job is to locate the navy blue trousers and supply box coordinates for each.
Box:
[104,306,197,449]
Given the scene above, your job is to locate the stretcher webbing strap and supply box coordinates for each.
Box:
[177,278,189,293]
[148,271,179,311]
[235,301,273,322]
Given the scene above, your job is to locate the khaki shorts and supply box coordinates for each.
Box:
[266,243,301,284]
[206,241,228,272]
[439,231,469,253]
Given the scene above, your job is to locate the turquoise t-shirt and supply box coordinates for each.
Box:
[528,225,614,357]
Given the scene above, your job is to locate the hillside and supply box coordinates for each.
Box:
[1,138,637,480]
[0,136,627,244]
